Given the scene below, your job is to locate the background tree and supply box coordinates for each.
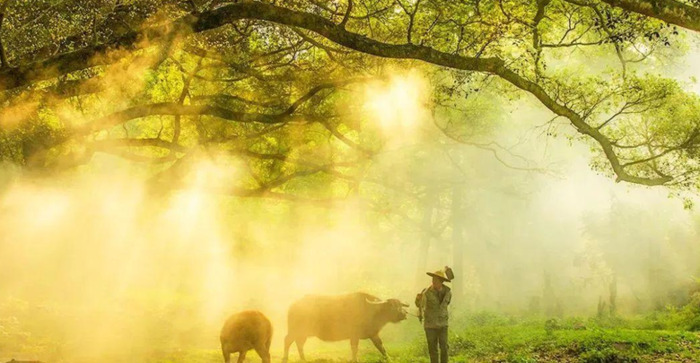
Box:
[0,0,698,195]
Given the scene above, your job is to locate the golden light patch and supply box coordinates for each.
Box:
[363,72,430,136]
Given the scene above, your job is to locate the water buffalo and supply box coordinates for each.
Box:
[282,292,408,362]
[220,310,272,363]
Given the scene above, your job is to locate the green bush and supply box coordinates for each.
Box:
[506,353,538,363]
[448,334,476,354]
[578,347,638,363]
[687,316,700,331]
[462,311,514,327]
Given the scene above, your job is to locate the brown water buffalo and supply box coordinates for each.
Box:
[282,292,408,362]
[220,310,272,363]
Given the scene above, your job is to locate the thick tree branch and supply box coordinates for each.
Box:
[91,137,188,153]
[0,2,679,186]
[0,16,189,91]
[193,3,668,185]
[595,0,700,33]
[0,0,11,68]
[340,0,353,28]
[75,102,305,136]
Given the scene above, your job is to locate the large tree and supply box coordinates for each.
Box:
[0,0,699,199]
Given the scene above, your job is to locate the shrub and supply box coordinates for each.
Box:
[578,347,639,363]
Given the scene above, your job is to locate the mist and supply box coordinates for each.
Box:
[3,80,699,362]
[1,3,700,362]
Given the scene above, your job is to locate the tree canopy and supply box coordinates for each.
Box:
[0,0,699,200]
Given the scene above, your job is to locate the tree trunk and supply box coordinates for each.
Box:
[415,189,436,289]
[609,273,617,316]
[451,185,465,299]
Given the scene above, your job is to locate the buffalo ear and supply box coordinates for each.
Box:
[400,302,409,307]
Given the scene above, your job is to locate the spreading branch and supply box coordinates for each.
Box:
[0,1,687,186]
[594,0,700,33]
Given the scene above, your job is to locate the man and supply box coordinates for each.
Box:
[416,266,453,363]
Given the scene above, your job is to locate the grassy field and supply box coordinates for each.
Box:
[3,313,699,362]
[142,315,700,363]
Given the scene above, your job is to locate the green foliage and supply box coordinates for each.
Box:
[443,315,700,362]
[629,289,700,332]
[4,307,699,362]
[578,347,638,363]
[0,0,696,193]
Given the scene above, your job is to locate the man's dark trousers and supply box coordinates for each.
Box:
[425,327,448,363]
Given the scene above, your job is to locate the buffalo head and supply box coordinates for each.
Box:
[367,297,409,322]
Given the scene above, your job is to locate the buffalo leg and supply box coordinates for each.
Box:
[221,346,230,363]
[350,338,359,362]
[296,337,307,361]
[254,343,271,363]
[282,335,294,363]
[370,335,388,357]
[236,350,247,363]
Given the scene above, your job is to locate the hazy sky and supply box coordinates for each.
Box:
[670,34,700,94]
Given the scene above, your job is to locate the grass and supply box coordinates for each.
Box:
[142,315,700,363]
[2,313,699,362]
[447,320,699,362]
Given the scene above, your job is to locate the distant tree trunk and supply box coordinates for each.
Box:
[647,238,662,309]
[609,273,617,316]
[451,185,465,299]
[597,295,607,318]
[543,271,555,317]
[415,189,436,290]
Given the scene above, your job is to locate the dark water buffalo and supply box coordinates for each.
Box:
[282,292,408,362]
[220,310,272,363]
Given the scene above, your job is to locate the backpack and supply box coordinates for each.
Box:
[415,287,427,308]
